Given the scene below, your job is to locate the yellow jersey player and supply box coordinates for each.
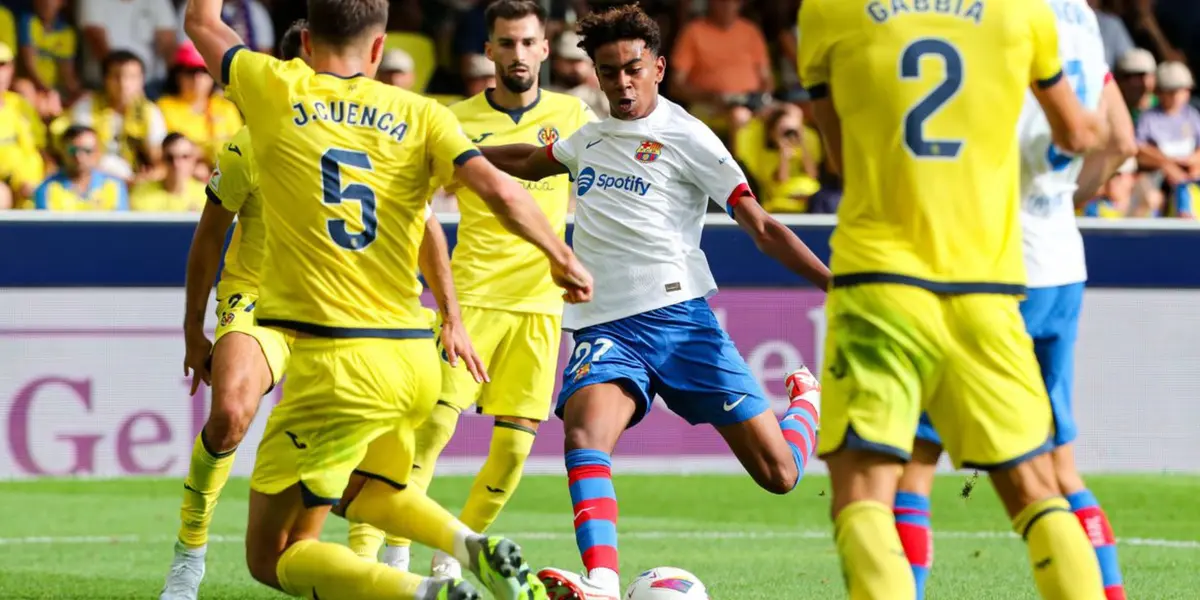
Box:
[183,0,591,599]
[797,1,1107,599]
[161,21,482,599]
[347,0,596,576]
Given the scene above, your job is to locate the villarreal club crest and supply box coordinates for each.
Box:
[537,125,560,146]
[634,140,663,163]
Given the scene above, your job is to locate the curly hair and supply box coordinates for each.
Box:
[575,4,662,60]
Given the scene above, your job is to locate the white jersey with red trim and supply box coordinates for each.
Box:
[1017,0,1108,288]
[549,97,751,330]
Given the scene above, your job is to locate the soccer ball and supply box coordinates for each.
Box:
[624,567,709,600]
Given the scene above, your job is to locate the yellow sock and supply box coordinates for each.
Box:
[277,539,427,599]
[177,432,236,548]
[384,401,461,548]
[1014,497,1104,600]
[459,421,536,533]
[348,522,386,560]
[834,501,915,600]
[347,479,471,558]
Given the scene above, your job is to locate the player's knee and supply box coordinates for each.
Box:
[754,461,798,495]
[205,397,257,451]
[245,541,283,589]
[1051,447,1086,496]
[989,453,1059,519]
[564,423,607,453]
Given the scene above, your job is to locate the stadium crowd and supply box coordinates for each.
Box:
[0,0,1197,216]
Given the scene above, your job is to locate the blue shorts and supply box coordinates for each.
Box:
[556,298,771,428]
[916,282,1084,449]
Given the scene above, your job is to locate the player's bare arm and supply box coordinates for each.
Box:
[731,194,831,291]
[1032,77,1103,155]
[478,143,569,181]
[183,0,245,79]
[182,201,236,393]
[1075,78,1137,207]
[455,156,593,302]
[809,97,843,176]
[418,211,488,384]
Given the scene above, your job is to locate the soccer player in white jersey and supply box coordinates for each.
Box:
[894,1,1137,598]
[479,5,831,599]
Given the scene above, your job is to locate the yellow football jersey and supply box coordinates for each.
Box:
[451,90,594,314]
[797,0,1063,293]
[206,126,265,300]
[224,48,479,336]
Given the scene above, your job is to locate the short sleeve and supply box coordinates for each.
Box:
[670,23,697,74]
[678,120,753,216]
[223,46,285,125]
[425,100,480,168]
[1029,0,1063,87]
[548,129,582,179]
[207,131,255,213]
[796,0,832,98]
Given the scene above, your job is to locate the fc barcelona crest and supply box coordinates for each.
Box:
[537,125,560,146]
[634,140,663,163]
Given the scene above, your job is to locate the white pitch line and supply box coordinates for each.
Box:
[0,530,1196,549]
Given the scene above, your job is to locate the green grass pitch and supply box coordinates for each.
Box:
[1,474,1197,599]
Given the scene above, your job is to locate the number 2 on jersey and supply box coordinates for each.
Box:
[321,148,377,251]
[1046,59,1088,172]
[900,39,964,159]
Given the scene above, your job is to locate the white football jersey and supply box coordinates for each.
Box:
[1017,0,1108,288]
[550,98,750,330]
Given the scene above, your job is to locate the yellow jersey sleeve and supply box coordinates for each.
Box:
[425,100,480,171]
[207,128,257,213]
[796,0,835,94]
[223,47,293,126]
[1028,0,1064,85]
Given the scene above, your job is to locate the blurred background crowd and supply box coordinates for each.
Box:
[0,0,1197,217]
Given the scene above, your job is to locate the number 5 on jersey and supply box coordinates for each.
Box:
[901,38,964,159]
[322,148,378,251]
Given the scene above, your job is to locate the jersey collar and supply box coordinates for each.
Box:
[484,88,542,124]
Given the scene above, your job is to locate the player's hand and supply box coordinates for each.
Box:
[552,253,593,304]
[440,316,489,384]
[183,328,213,395]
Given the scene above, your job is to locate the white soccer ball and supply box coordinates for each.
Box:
[624,567,709,600]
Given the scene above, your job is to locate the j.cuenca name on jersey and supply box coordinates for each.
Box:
[291,100,410,143]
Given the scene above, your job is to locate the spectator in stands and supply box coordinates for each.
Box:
[735,103,821,214]
[176,0,274,54]
[69,51,168,182]
[550,31,608,117]
[80,0,177,95]
[670,0,772,150]
[376,48,415,91]
[1089,0,1136,69]
[156,41,242,169]
[1135,61,1200,218]
[1117,48,1158,121]
[16,0,80,117]
[0,42,43,208]
[130,133,205,212]
[32,124,128,211]
[462,53,495,97]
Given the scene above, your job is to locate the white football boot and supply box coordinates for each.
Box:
[159,541,206,600]
[430,550,464,580]
[538,568,621,600]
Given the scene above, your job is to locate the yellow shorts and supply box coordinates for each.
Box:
[816,283,1053,470]
[439,306,561,421]
[213,293,292,386]
[250,337,441,505]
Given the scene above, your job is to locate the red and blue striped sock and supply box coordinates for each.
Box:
[894,491,932,600]
[779,397,819,489]
[1067,489,1125,600]
[566,448,619,580]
